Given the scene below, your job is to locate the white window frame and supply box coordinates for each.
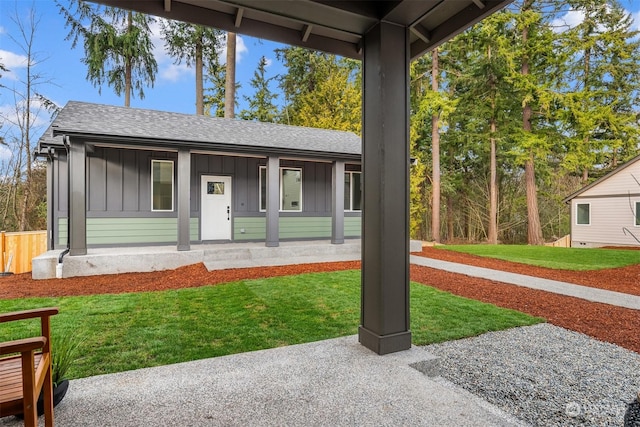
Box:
[575,202,590,225]
[259,166,303,212]
[344,171,362,212]
[151,159,174,212]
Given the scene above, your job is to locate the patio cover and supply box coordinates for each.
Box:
[89,0,513,355]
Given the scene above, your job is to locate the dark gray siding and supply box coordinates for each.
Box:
[52,146,359,247]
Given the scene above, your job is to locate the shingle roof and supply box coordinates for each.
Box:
[39,101,361,160]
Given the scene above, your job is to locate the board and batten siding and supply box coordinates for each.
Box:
[570,159,640,247]
[53,145,360,247]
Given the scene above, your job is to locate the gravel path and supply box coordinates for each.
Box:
[423,324,640,426]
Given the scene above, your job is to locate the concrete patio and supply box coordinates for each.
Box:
[0,336,523,427]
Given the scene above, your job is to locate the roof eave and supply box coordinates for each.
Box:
[52,130,361,162]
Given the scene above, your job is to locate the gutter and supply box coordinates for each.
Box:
[56,136,71,278]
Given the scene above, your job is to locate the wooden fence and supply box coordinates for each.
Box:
[545,234,571,248]
[0,231,47,274]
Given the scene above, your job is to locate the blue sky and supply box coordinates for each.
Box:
[0,0,288,149]
[1,0,640,150]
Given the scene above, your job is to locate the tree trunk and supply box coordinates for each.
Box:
[431,48,441,243]
[124,11,132,107]
[224,32,236,119]
[195,32,204,115]
[521,8,544,246]
[487,43,498,245]
[488,117,498,244]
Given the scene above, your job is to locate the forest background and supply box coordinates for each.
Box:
[1,0,639,245]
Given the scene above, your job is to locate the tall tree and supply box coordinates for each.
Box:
[561,0,640,178]
[57,0,157,106]
[506,0,562,245]
[240,56,279,122]
[430,48,442,243]
[276,47,336,124]
[2,5,56,231]
[161,21,222,115]
[224,32,237,118]
[295,58,361,133]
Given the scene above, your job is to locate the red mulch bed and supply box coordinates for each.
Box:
[0,248,637,353]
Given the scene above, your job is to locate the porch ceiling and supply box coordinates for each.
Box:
[89,0,513,59]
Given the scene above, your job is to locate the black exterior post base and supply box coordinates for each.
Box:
[358,326,412,355]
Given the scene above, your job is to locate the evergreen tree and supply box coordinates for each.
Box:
[57,0,157,106]
[560,0,640,180]
[161,20,222,115]
[240,56,279,122]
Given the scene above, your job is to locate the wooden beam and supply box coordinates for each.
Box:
[164,0,171,12]
[235,8,244,28]
[302,24,313,42]
[410,24,430,44]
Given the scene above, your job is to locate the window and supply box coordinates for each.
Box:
[576,203,590,225]
[259,166,303,212]
[636,202,640,226]
[151,160,174,211]
[344,171,362,211]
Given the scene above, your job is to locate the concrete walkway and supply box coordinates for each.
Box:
[0,336,525,427]
[411,255,640,310]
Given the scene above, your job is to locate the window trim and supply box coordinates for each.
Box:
[575,202,590,226]
[259,166,303,212]
[151,159,174,212]
[635,201,640,227]
[344,171,362,212]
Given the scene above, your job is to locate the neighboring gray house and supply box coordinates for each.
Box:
[37,101,362,253]
[564,154,640,248]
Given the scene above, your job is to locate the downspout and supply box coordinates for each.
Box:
[56,136,71,278]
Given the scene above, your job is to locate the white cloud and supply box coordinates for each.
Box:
[149,18,194,82]
[0,49,28,70]
[0,26,5,35]
[264,57,273,67]
[550,10,585,33]
[161,62,193,82]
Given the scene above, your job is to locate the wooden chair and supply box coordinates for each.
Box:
[0,307,59,427]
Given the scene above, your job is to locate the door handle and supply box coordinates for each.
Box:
[227,206,230,220]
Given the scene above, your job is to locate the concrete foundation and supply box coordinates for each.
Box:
[32,240,423,280]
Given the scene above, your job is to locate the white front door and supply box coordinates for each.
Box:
[201,175,232,240]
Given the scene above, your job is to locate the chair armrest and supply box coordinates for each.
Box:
[0,307,59,323]
[0,337,47,356]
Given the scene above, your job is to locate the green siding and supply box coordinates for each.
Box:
[58,217,198,245]
[345,216,361,237]
[59,215,359,246]
[234,217,266,240]
[279,217,331,239]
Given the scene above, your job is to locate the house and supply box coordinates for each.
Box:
[37,101,362,255]
[563,154,640,248]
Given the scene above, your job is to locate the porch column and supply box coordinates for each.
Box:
[177,148,191,251]
[46,154,54,250]
[69,141,87,256]
[331,160,345,244]
[265,156,279,247]
[358,22,411,355]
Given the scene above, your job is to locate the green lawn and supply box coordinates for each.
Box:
[440,244,640,270]
[0,270,542,379]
